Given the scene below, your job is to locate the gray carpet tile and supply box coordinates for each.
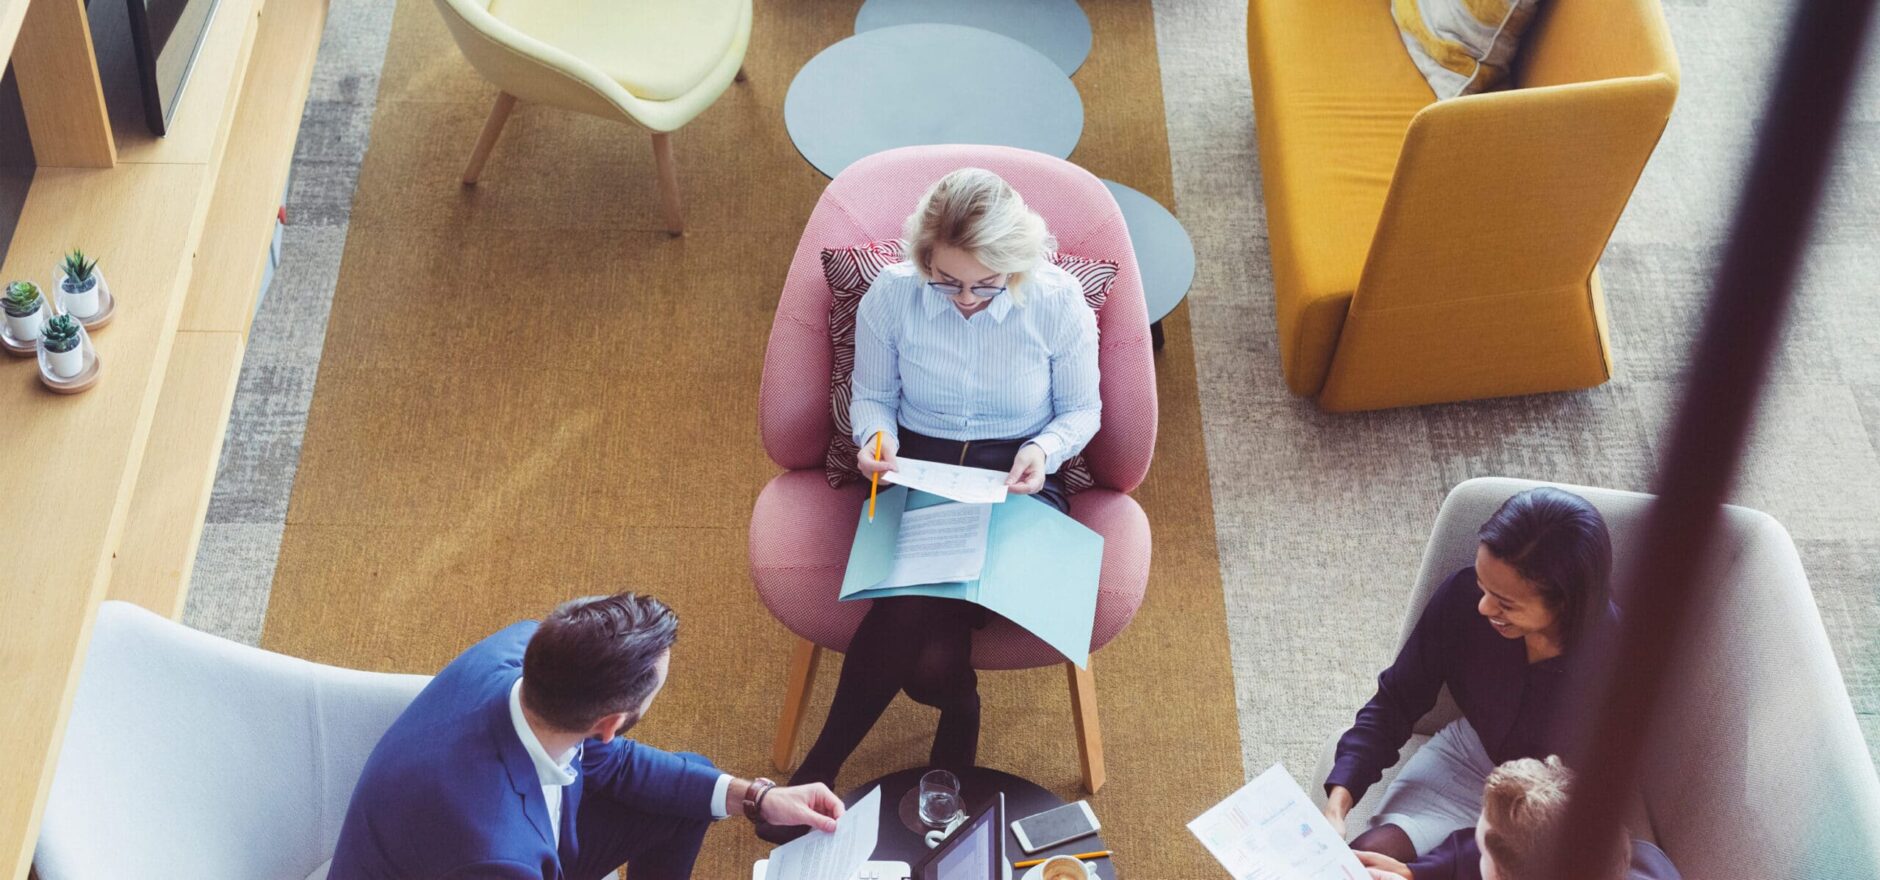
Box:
[1152,0,1880,782]
[183,0,394,643]
[183,523,288,647]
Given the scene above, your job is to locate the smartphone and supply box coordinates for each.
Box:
[1010,800,1100,854]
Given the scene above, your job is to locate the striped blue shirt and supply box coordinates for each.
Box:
[850,261,1101,473]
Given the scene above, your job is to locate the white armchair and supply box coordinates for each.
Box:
[34,601,429,880]
[432,0,753,234]
[1312,477,1880,878]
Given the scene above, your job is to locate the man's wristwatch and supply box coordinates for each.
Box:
[743,777,777,821]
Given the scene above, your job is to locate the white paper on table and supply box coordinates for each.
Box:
[765,785,882,880]
[875,502,992,588]
[1188,764,1370,880]
[882,459,1010,504]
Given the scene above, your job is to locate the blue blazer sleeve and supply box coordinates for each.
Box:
[579,737,723,821]
[1327,569,1469,804]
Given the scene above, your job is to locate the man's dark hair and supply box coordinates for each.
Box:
[522,593,679,733]
[1478,487,1614,647]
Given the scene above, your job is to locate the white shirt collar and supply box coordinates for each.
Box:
[509,678,579,787]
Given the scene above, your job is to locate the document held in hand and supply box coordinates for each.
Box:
[881,458,1010,504]
[1189,764,1369,880]
[763,786,882,880]
[841,485,1104,667]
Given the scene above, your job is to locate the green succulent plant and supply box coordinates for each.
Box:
[60,250,98,289]
[41,314,81,353]
[4,280,43,316]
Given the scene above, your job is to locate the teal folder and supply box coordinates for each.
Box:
[840,485,1104,667]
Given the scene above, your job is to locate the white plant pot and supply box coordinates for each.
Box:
[5,306,44,342]
[58,270,104,319]
[48,344,84,378]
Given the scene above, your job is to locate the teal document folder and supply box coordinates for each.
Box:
[840,485,1104,667]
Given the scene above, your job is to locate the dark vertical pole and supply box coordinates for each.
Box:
[1541,2,1877,878]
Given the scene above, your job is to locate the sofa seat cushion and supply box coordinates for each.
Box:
[488,0,742,101]
[1246,0,1435,395]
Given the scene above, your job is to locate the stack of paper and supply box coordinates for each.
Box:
[763,787,882,880]
[1188,765,1369,880]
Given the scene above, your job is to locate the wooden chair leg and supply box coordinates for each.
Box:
[1067,661,1105,793]
[650,131,685,235]
[772,638,822,772]
[735,64,749,83]
[463,91,517,185]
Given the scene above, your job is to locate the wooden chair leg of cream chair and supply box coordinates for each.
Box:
[463,91,517,186]
[736,64,748,83]
[768,637,1109,793]
[650,131,684,236]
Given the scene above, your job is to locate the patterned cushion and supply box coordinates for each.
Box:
[821,241,1118,492]
[1392,0,1544,99]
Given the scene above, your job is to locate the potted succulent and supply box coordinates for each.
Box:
[56,249,105,320]
[4,280,45,342]
[41,314,84,379]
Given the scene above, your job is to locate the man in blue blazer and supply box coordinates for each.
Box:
[329,593,842,879]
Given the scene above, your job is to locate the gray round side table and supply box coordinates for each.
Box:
[855,0,1094,75]
[1102,180,1195,351]
[784,24,1084,178]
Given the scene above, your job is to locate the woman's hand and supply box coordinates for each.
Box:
[759,782,845,834]
[1323,785,1354,838]
[857,434,898,477]
[1355,851,1412,880]
[1006,443,1047,494]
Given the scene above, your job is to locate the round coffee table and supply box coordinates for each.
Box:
[846,766,1117,879]
[784,24,1084,178]
[1101,181,1195,352]
[854,0,1093,75]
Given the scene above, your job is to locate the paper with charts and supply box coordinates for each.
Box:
[763,785,881,880]
[1189,764,1369,880]
[882,458,1010,504]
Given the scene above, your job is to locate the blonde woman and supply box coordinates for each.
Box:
[760,168,1101,841]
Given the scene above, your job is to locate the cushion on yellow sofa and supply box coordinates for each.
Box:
[1246,0,1435,396]
[488,0,742,101]
[1392,0,1545,99]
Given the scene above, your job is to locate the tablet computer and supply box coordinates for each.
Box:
[911,792,1007,880]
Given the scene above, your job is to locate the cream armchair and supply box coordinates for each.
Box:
[432,0,752,234]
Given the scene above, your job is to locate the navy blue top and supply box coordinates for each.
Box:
[329,622,722,879]
[1409,830,1682,880]
[1327,566,1611,804]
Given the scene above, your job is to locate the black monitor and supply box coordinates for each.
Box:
[124,0,221,135]
[913,792,1006,880]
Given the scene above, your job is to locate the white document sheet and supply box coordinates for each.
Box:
[882,459,1010,504]
[876,502,992,588]
[1189,764,1370,880]
[765,786,882,880]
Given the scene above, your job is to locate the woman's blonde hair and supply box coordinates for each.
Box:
[902,168,1056,300]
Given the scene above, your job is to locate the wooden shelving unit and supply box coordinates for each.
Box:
[0,0,328,872]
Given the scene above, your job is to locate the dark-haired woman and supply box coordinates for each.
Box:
[1324,487,1619,869]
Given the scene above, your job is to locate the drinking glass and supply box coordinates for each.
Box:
[917,769,964,829]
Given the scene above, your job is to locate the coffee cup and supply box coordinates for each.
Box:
[1037,855,1094,880]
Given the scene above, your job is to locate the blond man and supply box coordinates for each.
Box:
[1358,756,1680,880]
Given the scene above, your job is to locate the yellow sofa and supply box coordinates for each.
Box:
[1246,0,1679,411]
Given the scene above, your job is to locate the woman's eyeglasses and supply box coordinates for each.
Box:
[927,280,1008,299]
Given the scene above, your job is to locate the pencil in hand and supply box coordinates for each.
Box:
[867,431,883,521]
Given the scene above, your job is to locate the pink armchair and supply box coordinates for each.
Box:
[749,145,1157,793]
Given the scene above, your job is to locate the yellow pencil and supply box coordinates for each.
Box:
[1012,851,1111,869]
[867,432,883,521]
